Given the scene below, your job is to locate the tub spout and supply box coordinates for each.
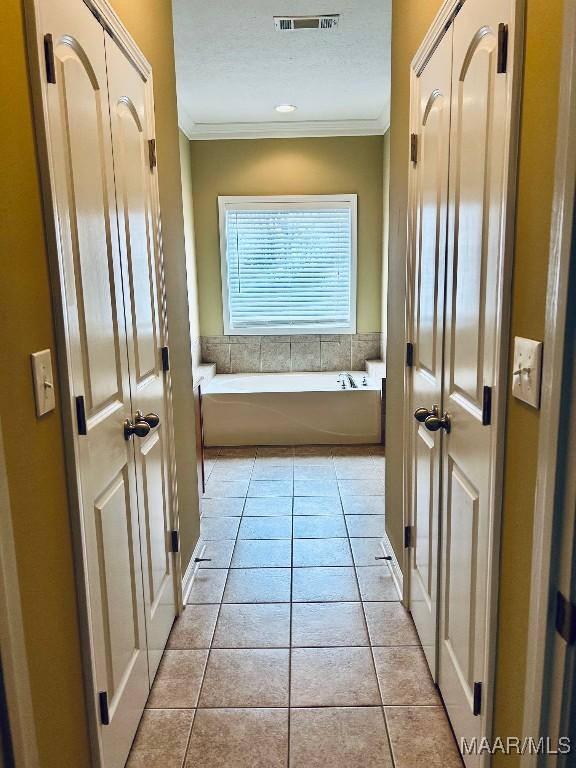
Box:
[338,372,357,389]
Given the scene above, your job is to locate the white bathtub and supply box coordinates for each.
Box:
[201,372,382,446]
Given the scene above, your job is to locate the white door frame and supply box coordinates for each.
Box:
[403,0,525,757]
[0,420,40,768]
[522,0,576,760]
[22,1,183,764]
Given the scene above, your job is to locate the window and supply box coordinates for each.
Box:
[218,195,357,335]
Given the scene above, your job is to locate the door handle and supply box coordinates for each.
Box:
[414,404,439,423]
[124,418,150,440]
[136,411,160,429]
[424,412,451,434]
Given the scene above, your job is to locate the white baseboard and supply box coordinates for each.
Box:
[182,538,206,605]
[380,535,403,599]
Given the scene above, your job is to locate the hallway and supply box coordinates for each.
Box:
[127,445,462,767]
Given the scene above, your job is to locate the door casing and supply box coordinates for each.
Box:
[0,420,40,768]
[402,0,525,760]
[22,1,183,764]
[522,0,576,760]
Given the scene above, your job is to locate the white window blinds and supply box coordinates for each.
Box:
[219,196,357,334]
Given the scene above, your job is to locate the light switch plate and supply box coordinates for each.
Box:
[31,349,56,416]
[512,336,543,408]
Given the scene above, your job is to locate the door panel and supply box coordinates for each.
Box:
[414,425,436,604]
[95,470,142,697]
[60,55,123,412]
[140,432,171,609]
[450,42,492,405]
[408,27,453,677]
[444,460,479,687]
[105,36,176,682]
[40,2,149,767]
[440,0,513,761]
[114,98,158,381]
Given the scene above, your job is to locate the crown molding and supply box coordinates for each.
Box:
[179,115,389,141]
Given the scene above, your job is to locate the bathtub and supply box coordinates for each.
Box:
[201,372,381,446]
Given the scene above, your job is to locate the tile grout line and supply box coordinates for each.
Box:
[187,445,392,767]
[170,445,221,768]
[287,449,295,768]
[141,445,388,767]
[147,703,443,711]
[338,457,398,768]
[180,450,255,763]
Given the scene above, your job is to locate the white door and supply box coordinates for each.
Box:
[40,1,149,766]
[439,0,514,760]
[105,36,177,681]
[407,27,453,677]
[39,1,178,766]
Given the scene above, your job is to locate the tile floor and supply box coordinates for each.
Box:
[127,445,463,768]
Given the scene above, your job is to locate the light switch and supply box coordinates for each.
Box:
[31,349,56,416]
[512,336,543,408]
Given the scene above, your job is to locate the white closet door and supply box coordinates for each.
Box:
[40,2,149,766]
[440,0,513,760]
[407,27,453,678]
[105,35,177,682]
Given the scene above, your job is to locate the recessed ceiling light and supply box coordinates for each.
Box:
[275,104,297,113]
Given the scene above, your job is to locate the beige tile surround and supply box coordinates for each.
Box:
[200,333,382,373]
[127,445,463,768]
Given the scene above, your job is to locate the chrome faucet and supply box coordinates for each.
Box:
[337,372,358,389]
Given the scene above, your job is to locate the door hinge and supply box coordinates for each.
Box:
[410,133,418,164]
[44,34,56,84]
[404,525,414,548]
[98,691,110,726]
[75,395,87,435]
[161,346,170,372]
[148,139,157,171]
[482,385,492,426]
[497,23,509,74]
[556,591,576,645]
[473,682,482,716]
[170,530,180,554]
[406,342,414,368]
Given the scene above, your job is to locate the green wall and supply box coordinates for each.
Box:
[189,136,385,336]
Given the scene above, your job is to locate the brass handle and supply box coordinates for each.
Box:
[136,411,160,429]
[124,418,151,440]
[424,412,451,433]
[414,404,439,423]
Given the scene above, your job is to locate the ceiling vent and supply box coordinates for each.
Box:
[274,15,340,31]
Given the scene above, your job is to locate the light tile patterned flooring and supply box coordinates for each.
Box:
[127,445,463,768]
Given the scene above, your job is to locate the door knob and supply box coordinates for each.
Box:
[124,418,151,440]
[424,412,451,433]
[136,410,160,429]
[414,404,439,423]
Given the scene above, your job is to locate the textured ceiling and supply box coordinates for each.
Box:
[173,0,391,139]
